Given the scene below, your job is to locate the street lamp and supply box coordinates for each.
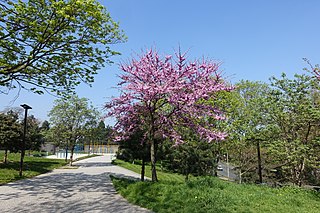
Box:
[20,104,32,177]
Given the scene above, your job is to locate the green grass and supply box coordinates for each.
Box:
[0,151,68,184]
[112,160,320,213]
[112,159,185,182]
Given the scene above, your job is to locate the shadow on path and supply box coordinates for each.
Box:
[0,156,151,213]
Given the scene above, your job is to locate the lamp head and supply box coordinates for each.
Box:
[20,104,32,110]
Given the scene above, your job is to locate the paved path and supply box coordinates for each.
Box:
[0,155,152,213]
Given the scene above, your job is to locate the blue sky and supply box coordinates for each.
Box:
[1,0,320,124]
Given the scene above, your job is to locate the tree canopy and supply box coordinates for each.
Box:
[216,80,270,183]
[0,0,126,95]
[0,110,21,163]
[265,74,320,186]
[48,95,100,164]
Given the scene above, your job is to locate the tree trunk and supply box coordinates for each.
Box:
[70,145,75,166]
[213,155,219,177]
[65,143,68,162]
[297,157,306,187]
[4,149,8,164]
[141,157,145,181]
[88,142,91,155]
[150,139,158,182]
[256,140,263,184]
[213,169,218,177]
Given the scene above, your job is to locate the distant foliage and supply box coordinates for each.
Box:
[0,111,22,159]
[165,138,219,180]
[48,95,100,164]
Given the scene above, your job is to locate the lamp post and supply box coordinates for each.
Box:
[20,104,32,177]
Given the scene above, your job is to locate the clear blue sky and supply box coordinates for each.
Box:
[1,0,320,124]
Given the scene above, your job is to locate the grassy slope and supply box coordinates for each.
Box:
[112,159,320,213]
[0,152,67,184]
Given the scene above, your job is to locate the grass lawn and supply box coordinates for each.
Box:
[112,159,320,213]
[0,151,68,184]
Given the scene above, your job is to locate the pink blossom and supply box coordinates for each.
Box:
[104,47,233,145]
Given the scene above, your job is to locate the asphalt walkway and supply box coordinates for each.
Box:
[0,155,152,213]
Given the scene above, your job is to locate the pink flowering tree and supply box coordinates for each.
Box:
[105,48,233,181]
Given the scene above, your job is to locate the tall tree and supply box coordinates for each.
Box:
[48,95,99,164]
[215,80,271,183]
[266,74,320,186]
[40,120,50,131]
[94,120,112,145]
[0,0,126,95]
[105,48,232,181]
[40,120,59,154]
[0,111,21,163]
[25,115,44,154]
[44,124,66,155]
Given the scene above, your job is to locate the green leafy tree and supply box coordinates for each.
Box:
[0,0,126,95]
[25,115,44,154]
[216,80,271,183]
[167,139,218,181]
[44,123,66,155]
[95,120,107,144]
[40,120,50,131]
[94,120,112,145]
[117,128,150,181]
[40,120,61,154]
[48,95,100,164]
[266,74,320,186]
[82,117,98,153]
[0,110,22,163]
